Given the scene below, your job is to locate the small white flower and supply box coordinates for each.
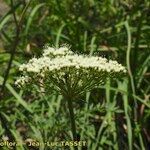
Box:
[2,135,9,141]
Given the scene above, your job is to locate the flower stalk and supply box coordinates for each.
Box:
[66,95,77,141]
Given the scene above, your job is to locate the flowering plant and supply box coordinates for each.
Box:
[15,46,126,97]
[15,46,126,143]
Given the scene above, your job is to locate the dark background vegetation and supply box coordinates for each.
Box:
[0,0,150,149]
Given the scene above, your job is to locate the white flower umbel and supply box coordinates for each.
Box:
[15,46,126,143]
[15,46,126,96]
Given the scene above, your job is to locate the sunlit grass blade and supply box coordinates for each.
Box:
[55,23,66,48]
[118,79,132,150]
[0,76,33,113]
[0,15,11,31]
[25,3,45,35]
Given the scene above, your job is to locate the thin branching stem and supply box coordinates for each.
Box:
[65,95,78,150]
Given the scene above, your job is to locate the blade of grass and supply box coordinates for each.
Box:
[137,55,150,88]
[119,79,133,150]
[83,31,87,52]
[25,3,45,35]
[90,36,96,55]
[139,133,145,150]
[0,15,11,31]
[105,79,119,149]
[10,130,24,150]
[92,112,110,149]
[125,21,137,121]
[6,84,33,113]
[55,23,66,48]
[0,76,32,113]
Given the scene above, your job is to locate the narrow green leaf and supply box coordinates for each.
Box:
[0,15,11,31]
[25,3,45,35]
[6,83,33,113]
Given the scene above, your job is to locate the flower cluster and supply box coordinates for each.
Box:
[15,76,29,88]
[15,46,126,96]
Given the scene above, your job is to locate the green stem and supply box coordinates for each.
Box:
[66,96,78,150]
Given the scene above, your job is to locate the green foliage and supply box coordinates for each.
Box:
[0,0,150,150]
